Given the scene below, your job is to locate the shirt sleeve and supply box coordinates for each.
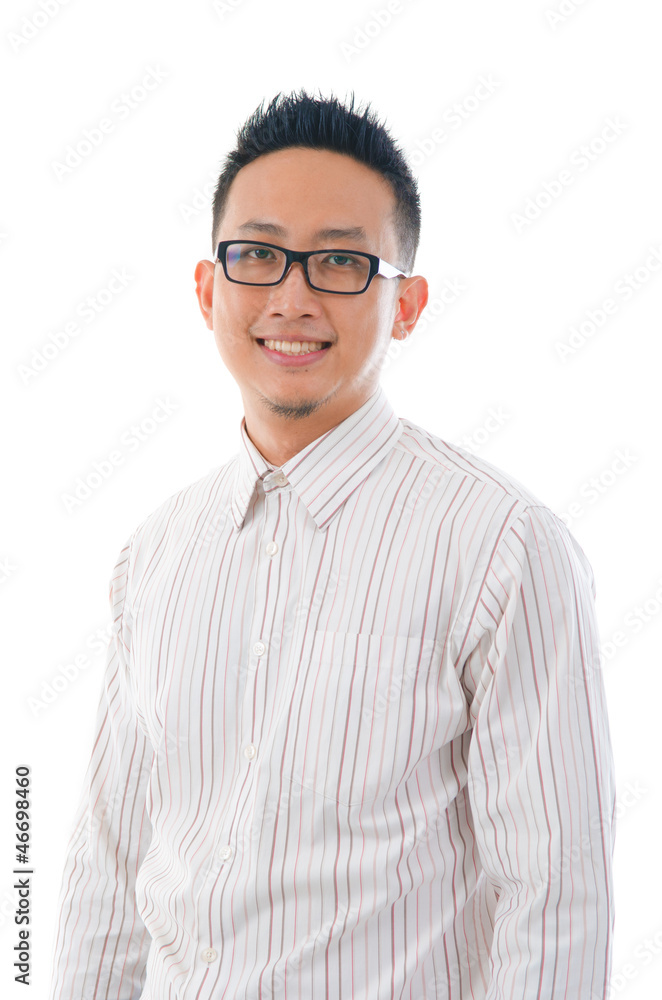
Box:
[460,503,616,1000]
[48,535,154,1000]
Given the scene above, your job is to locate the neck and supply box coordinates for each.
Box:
[242,388,376,466]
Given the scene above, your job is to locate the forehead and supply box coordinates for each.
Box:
[221,147,398,249]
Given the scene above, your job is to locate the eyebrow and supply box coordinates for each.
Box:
[235,220,369,244]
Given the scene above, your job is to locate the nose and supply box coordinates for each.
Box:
[265,261,322,317]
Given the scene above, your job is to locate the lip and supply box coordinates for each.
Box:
[257,340,331,366]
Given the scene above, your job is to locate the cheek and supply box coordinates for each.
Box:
[213,293,253,341]
[346,305,391,353]
[353,286,395,332]
[337,302,376,341]
[374,285,399,325]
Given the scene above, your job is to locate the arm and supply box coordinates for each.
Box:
[462,504,615,999]
[48,536,154,1000]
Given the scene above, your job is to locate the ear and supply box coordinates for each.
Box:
[392,275,429,340]
[194,260,215,331]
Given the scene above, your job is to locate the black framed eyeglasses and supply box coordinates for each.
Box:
[215,240,409,295]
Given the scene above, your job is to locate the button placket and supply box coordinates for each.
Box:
[225,478,284,902]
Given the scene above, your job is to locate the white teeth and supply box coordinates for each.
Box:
[263,340,327,355]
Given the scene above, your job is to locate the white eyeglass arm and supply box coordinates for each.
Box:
[378,259,409,279]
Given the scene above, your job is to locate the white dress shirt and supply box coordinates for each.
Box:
[49,385,615,1000]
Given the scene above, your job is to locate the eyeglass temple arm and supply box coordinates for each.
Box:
[377,259,409,279]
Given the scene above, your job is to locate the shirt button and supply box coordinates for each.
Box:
[219,845,234,862]
[273,471,288,486]
[253,641,266,656]
[202,947,218,963]
[243,743,257,760]
[265,540,279,556]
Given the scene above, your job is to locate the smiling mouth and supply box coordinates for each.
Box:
[257,339,331,355]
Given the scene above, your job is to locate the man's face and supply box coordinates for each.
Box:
[195,146,425,427]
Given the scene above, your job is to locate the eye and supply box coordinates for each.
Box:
[324,253,362,267]
[246,247,276,260]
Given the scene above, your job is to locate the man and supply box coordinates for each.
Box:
[49,91,615,999]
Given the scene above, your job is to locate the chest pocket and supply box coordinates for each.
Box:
[282,630,468,808]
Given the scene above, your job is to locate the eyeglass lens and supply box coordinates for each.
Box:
[225,243,371,292]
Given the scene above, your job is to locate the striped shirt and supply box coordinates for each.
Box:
[49,384,615,1000]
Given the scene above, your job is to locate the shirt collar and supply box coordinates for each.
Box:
[230,385,403,532]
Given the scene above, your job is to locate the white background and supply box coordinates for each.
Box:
[2,0,661,996]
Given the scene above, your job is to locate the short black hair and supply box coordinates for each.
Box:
[211,89,421,272]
